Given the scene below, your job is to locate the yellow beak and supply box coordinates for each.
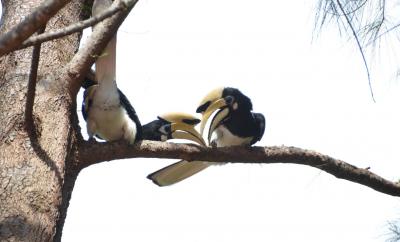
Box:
[169,122,205,145]
[158,112,200,126]
[207,107,229,144]
[199,98,230,135]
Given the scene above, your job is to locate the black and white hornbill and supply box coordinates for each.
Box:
[147,87,266,186]
[81,0,142,144]
[142,112,205,145]
[197,87,265,147]
[144,113,208,186]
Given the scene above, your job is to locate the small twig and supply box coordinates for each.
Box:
[19,1,126,50]
[0,0,71,57]
[336,0,376,103]
[77,140,400,197]
[25,27,46,134]
[366,22,400,46]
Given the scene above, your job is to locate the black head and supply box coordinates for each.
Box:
[222,87,253,112]
[196,87,253,114]
[196,87,255,142]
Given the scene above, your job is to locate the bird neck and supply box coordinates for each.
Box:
[95,35,117,84]
[93,0,116,83]
[94,33,120,106]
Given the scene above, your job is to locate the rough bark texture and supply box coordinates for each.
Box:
[0,0,72,56]
[0,0,84,241]
[20,0,125,50]
[78,140,400,197]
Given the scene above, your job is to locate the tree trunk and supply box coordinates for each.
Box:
[0,0,84,241]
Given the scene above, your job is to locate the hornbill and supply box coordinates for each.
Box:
[144,113,207,186]
[147,87,265,186]
[142,112,205,145]
[197,87,265,147]
[81,0,142,144]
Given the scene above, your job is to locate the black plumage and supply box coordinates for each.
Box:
[146,87,266,186]
[118,89,142,140]
[142,119,168,141]
[198,87,265,145]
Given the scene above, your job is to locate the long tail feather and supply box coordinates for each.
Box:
[147,161,210,187]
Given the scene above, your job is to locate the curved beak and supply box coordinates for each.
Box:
[169,123,205,146]
[199,96,232,136]
[157,113,205,145]
[207,108,229,144]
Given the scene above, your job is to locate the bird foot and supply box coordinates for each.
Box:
[88,137,97,143]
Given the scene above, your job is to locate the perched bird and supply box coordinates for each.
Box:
[142,112,205,145]
[147,87,265,186]
[81,0,142,144]
[144,113,208,186]
[197,87,265,147]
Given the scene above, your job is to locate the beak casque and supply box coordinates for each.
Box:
[158,112,201,125]
[196,87,224,113]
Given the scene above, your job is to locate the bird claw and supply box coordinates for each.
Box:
[88,137,97,143]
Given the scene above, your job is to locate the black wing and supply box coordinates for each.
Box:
[250,112,265,145]
[81,84,104,140]
[118,89,143,140]
[81,75,97,120]
[82,90,90,121]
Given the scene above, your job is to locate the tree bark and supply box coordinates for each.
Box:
[0,0,84,241]
[78,140,400,197]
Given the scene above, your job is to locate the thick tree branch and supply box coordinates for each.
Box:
[19,1,127,50]
[0,0,71,57]
[78,140,400,197]
[65,0,139,96]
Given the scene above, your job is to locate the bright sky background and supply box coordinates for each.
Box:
[63,0,400,241]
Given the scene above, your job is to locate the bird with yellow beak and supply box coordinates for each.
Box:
[147,87,265,186]
[197,87,265,147]
[143,113,208,186]
[142,112,205,145]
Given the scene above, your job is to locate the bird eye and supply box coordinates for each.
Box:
[159,124,171,135]
[225,96,234,105]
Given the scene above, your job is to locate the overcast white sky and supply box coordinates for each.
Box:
[64,0,400,241]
